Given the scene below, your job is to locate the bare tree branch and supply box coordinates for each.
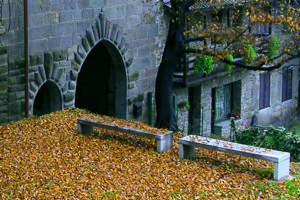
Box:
[184,36,206,43]
[220,54,299,71]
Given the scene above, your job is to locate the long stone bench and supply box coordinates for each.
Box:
[179,135,290,181]
[78,116,173,153]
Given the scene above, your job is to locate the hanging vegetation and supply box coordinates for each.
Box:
[193,54,214,74]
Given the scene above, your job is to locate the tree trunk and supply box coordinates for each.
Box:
[155,21,184,131]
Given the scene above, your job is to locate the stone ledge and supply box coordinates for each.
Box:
[214,119,242,138]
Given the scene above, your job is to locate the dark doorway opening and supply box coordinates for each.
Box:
[188,86,202,135]
[75,40,127,118]
[33,81,62,116]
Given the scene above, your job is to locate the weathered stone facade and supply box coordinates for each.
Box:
[0,0,298,136]
[174,64,299,138]
[0,0,169,124]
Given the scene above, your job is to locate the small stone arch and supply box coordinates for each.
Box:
[33,80,63,116]
[28,62,65,116]
[72,13,133,119]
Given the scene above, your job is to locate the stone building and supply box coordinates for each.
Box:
[0,0,169,124]
[0,0,298,139]
[172,1,299,138]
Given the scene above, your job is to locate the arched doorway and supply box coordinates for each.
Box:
[75,40,127,118]
[33,81,62,116]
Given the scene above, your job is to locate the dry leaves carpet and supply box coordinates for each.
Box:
[0,108,299,199]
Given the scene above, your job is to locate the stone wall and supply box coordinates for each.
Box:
[0,46,25,124]
[0,46,8,124]
[0,0,169,124]
[174,64,299,139]
[256,64,299,127]
[173,86,189,134]
[28,50,72,116]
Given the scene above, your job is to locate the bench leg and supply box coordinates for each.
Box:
[156,133,173,153]
[179,143,195,159]
[78,123,93,134]
[156,135,173,153]
[274,157,290,181]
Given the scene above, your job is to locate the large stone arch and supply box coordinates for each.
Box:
[72,13,132,119]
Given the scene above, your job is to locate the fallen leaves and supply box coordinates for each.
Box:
[84,115,169,134]
[0,108,299,199]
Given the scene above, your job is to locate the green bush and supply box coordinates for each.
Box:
[193,54,214,74]
[236,126,300,160]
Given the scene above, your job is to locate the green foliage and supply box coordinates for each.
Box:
[268,36,280,59]
[285,180,300,196]
[236,126,300,160]
[178,100,190,110]
[96,190,120,198]
[193,54,214,74]
[169,191,183,198]
[1,20,6,26]
[14,57,25,65]
[0,46,9,54]
[243,44,256,63]
[223,54,234,71]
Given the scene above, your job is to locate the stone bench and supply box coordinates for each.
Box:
[179,135,290,181]
[78,116,173,153]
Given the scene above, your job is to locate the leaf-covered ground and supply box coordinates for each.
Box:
[0,108,299,199]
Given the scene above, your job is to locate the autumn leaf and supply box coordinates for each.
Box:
[0,108,299,199]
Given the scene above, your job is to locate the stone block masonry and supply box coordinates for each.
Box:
[0,46,26,124]
[0,0,169,124]
[28,50,73,116]
[0,47,8,124]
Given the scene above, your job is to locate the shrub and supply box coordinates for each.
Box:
[193,54,214,74]
[236,126,300,160]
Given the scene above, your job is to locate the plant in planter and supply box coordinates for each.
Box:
[178,100,190,110]
[228,112,240,120]
[233,112,240,119]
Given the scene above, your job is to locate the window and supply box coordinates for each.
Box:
[213,81,241,122]
[251,6,271,36]
[259,72,271,109]
[282,68,293,101]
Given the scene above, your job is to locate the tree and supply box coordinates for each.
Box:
[153,0,300,130]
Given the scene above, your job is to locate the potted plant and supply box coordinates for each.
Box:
[178,101,190,110]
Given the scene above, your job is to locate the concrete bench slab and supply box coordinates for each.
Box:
[78,116,173,153]
[179,135,290,181]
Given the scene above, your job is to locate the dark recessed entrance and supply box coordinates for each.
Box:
[75,40,127,118]
[33,81,62,116]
